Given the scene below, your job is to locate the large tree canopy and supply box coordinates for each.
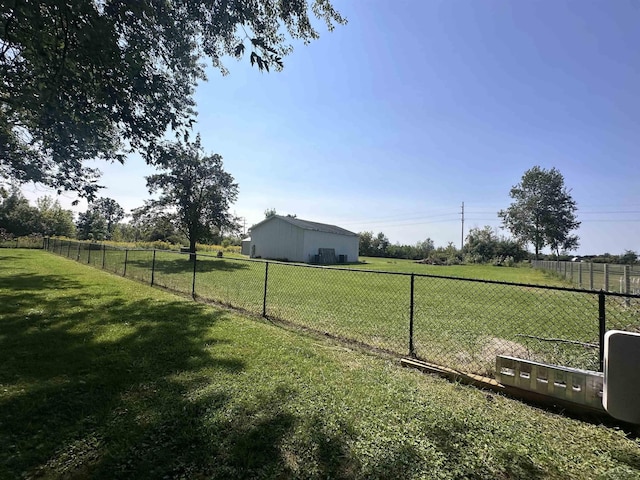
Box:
[0,0,345,198]
[498,166,580,259]
[144,136,239,256]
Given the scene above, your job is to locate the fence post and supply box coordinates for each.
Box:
[599,291,606,372]
[409,273,415,357]
[624,265,631,307]
[191,253,197,298]
[67,241,72,258]
[578,262,583,288]
[589,263,594,290]
[123,249,128,277]
[569,262,573,284]
[87,244,92,264]
[102,244,106,269]
[262,262,269,317]
[151,249,156,286]
[603,264,609,292]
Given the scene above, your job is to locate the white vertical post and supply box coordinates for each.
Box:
[624,265,631,307]
[578,263,583,288]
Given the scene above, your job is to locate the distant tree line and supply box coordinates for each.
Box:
[0,186,242,248]
[541,251,638,265]
[358,226,528,265]
[358,232,435,260]
[0,186,75,239]
[590,251,638,265]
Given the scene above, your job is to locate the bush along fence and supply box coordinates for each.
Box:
[532,260,640,295]
[45,238,640,378]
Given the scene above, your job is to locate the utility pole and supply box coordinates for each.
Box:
[460,202,465,251]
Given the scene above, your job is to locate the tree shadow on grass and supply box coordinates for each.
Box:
[611,448,640,471]
[0,271,247,479]
[0,267,428,480]
[124,256,251,276]
[0,254,22,265]
[0,271,81,291]
[424,417,547,479]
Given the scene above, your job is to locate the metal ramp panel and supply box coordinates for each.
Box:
[496,356,604,411]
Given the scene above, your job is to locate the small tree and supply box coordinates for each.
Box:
[0,186,39,236]
[498,166,580,259]
[92,198,125,239]
[76,210,108,241]
[130,205,183,244]
[620,250,638,265]
[36,196,76,237]
[416,238,435,259]
[359,231,374,256]
[464,226,498,263]
[145,136,239,259]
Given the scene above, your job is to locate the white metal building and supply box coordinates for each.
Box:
[248,215,358,264]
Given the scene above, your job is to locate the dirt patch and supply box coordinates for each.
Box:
[481,336,534,362]
[454,336,535,377]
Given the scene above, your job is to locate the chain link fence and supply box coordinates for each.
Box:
[45,238,640,377]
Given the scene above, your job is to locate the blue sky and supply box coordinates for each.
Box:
[23,0,640,255]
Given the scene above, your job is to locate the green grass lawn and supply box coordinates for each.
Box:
[2,249,640,479]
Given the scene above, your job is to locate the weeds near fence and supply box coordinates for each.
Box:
[0,235,44,249]
[45,238,640,377]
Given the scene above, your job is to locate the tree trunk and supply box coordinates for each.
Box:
[189,237,197,262]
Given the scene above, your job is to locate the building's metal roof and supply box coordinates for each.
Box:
[251,215,357,236]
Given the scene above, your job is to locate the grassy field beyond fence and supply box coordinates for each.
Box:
[2,249,640,479]
[45,239,640,376]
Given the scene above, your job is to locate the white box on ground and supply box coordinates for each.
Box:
[603,330,640,424]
